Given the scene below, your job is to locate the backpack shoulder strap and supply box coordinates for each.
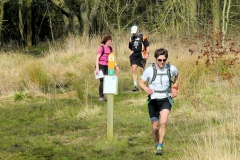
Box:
[99,45,104,59]
[130,36,135,43]
[166,62,174,88]
[138,34,146,51]
[99,45,112,59]
[150,63,157,84]
[150,62,173,85]
[138,34,143,41]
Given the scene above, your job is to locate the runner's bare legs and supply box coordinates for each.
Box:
[158,109,170,144]
[132,64,138,86]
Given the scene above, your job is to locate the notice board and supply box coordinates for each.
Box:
[103,76,118,95]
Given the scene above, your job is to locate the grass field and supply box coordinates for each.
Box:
[0,34,240,160]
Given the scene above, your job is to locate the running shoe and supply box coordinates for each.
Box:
[132,86,139,92]
[155,145,163,155]
[99,97,106,102]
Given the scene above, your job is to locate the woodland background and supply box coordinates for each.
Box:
[0,0,240,48]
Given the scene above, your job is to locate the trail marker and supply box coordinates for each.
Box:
[103,52,118,141]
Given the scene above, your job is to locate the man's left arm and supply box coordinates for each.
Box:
[143,35,150,58]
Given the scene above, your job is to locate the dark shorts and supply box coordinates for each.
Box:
[148,98,172,122]
[129,52,146,68]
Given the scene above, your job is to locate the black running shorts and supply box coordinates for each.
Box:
[148,98,172,122]
[129,52,146,68]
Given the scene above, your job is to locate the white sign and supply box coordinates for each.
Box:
[103,76,118,94]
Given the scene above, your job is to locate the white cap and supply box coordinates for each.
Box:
[131,26,138,34]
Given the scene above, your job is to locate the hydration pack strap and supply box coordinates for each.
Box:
[99,46,112,59]
[165,91,174,106]
[154,89,170,93]
[150,63,157,84]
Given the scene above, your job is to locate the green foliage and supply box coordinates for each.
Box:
[25,46,49,57]
[74,78,88,104]
[13,91,32,101]
[25,62,51,92]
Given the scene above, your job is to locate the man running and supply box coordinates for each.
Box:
[129,25,150,92]
[139,48,179,155]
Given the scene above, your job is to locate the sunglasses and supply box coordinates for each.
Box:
[157,59,167,62]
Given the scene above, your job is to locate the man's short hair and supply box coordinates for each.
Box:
[154,48,168,59]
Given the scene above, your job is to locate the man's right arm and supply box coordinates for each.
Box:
[139,78,154,95]
[139,68,154,95]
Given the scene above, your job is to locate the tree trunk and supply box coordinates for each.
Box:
[148,0,153,25]
[80,3,89,38]
[212,0,221,35]
[0,2,4,46]
[72,15,80,35]
[62,14,70,36]
[50,0,79,36]
[26,0,32,47]
[18,0,24,46]
[189,0,197,32]
[0,1,7,46]
[46,0,54,41]
[61,6,73,35]
[222,0,231,45]
[89,0,100,34]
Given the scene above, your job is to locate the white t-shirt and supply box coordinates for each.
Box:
[141,63,178,99]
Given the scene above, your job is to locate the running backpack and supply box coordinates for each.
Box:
[148,62,175,106]
[150,62,174,89]
[130,34,144,52]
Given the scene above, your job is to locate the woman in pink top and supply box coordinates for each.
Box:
[95,35,120,102]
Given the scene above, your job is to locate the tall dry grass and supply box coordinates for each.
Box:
[0,33,180,97]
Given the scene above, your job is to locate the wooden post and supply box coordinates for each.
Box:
[107,52,115,141]
[107,93,114,141]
